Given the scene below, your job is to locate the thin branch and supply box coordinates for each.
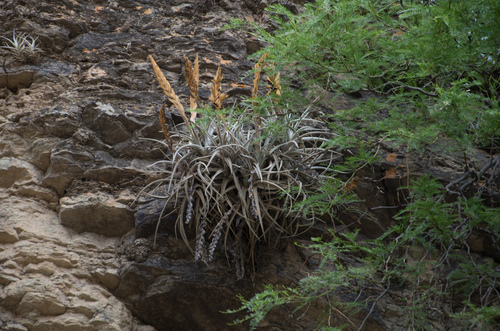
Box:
[385,84,439,97]
[358,279,391,331]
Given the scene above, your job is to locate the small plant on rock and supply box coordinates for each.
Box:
[0,30,41,63]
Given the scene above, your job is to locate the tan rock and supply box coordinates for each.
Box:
[59,192,134,237]
[5,323,28,331]
[17,292,67,316]
[0,157,42,188]
[1,278,46,311]
[30,137,61,172]
[10,242,77,268]
[69,299,98,319]
[89,295,135,330]
[27,313,94,331]
[0,132,30,159]
[3,260,18,269]
[24,261,57,276]
[0,224,19,244]
[0,196,73,244]
[0,190,144,330]
[7,184,59,207]
[95,268,120,290]
[0,268,21,285]
[116,188,136,205]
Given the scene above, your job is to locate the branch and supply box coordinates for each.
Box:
[358,279,391,331]
[385,84,439,97]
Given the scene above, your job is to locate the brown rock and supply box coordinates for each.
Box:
[59,192,134,237]
[0,70,34,91]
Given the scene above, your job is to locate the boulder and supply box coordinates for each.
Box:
[0,157,42,188]
[59,192,134,237]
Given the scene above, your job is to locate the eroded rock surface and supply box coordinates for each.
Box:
[0,196,151,330]
[1,0,497,330]
[59,192,134,237]
[0,0,283,329]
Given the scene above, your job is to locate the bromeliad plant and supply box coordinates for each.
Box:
[0,30,41,63]
[143,55,341,277]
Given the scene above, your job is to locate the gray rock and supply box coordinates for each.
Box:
[82,102,132,145]
[27,105,82,139]
[36,26,69,54]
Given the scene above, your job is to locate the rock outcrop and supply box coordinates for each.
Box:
[0,195,152,330]
[1,0,497,330]
[0,0,293,329]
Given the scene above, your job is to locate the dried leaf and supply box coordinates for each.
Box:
[230,83,251,88]
[149,55,190,128]
[252,71,261,99]
[183,54,199,120]
[209,67,228,110]
[344,176,359,192]
[252,53,269,136]
[252,52,269,98]
[159,103,175,153]
[203,56,214,64]
[216,54,233,65]
[266,72,281,96]
[385,167,400,179]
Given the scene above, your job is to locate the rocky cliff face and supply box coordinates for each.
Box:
[0,1,315,329]
[1,1,496,330]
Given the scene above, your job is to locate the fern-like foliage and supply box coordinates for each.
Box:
[224,0,500,328]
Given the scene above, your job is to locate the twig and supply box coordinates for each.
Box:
[385,84,439,97]
[358,279,390,331]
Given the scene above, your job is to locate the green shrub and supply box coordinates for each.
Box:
[227,0,500,151]
[226,0,500,328]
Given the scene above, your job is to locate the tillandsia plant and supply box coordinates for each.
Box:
[143,55,342,278]
[0,30,41,63]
